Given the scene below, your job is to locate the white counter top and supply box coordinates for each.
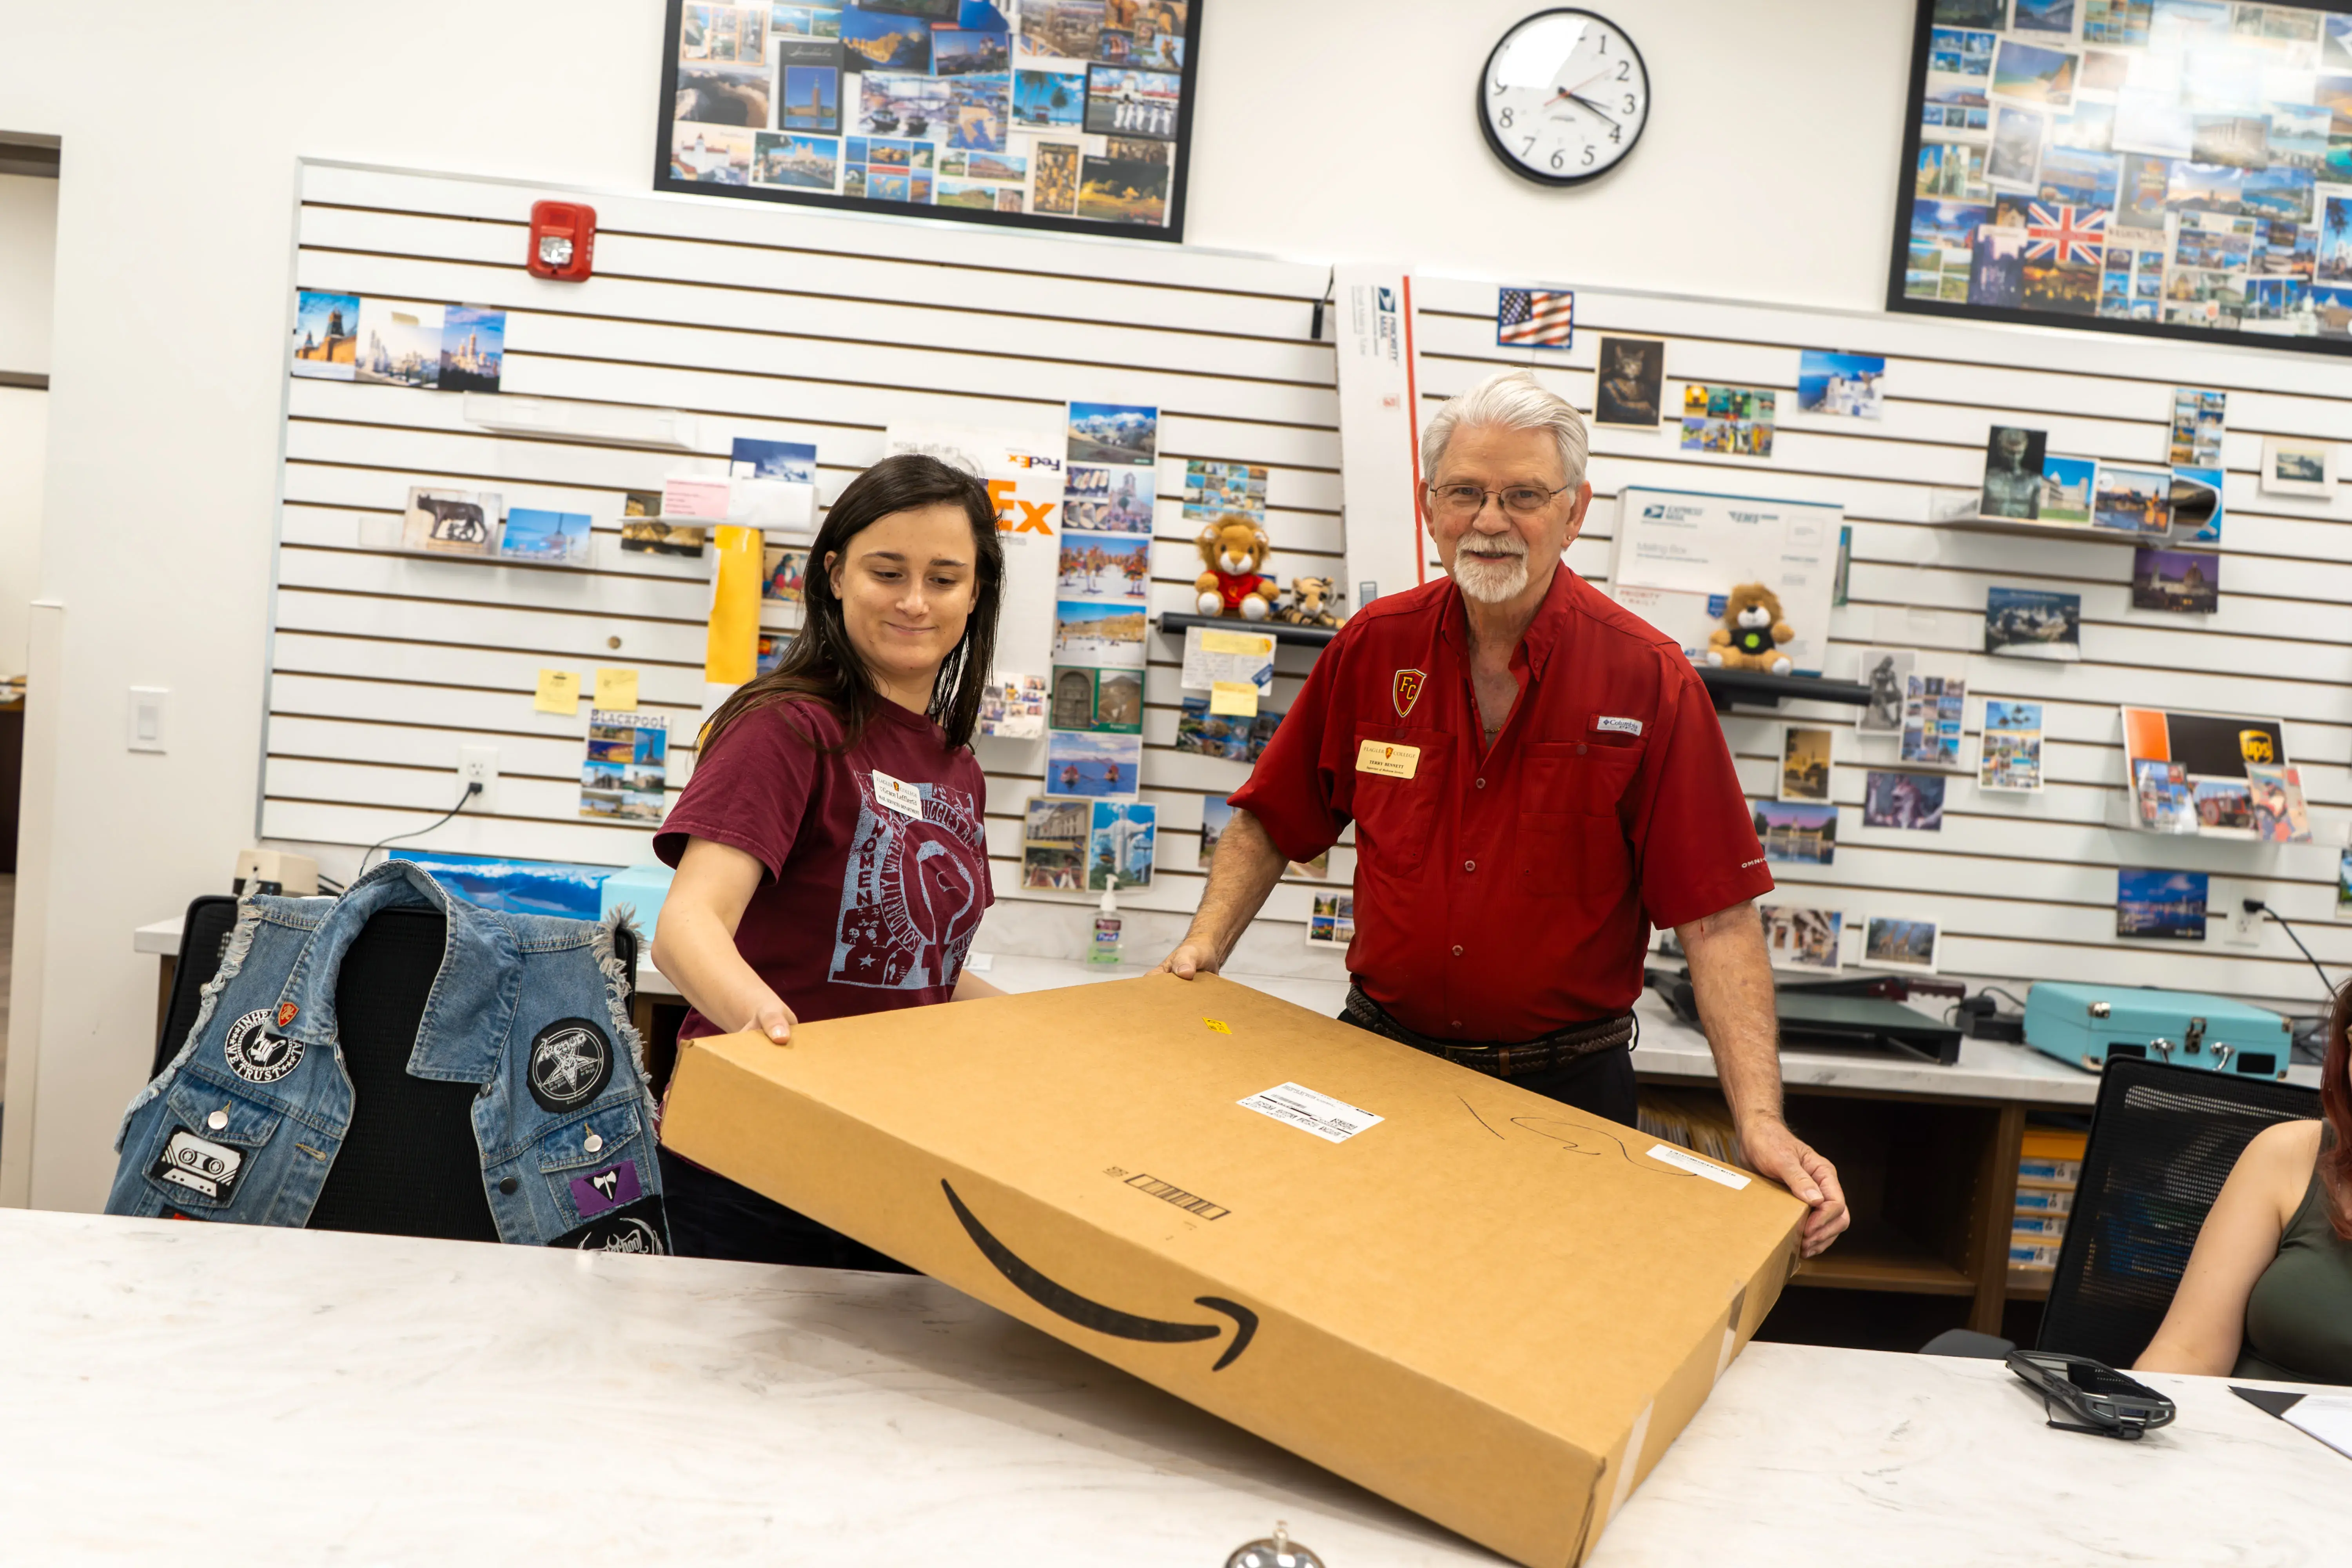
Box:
[0,1211,2331,1565]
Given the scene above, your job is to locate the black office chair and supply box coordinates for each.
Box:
[150,893,636,1243]
[151,895,242,1079]
[2037,1056,2321,1369]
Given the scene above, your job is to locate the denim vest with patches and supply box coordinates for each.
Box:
[107,860,666,1253]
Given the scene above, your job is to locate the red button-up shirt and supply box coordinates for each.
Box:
[1232,566,1772,1042]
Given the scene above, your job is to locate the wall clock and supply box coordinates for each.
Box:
[1478,9,1650,186]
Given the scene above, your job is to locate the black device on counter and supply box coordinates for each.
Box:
[1644,967,1964,1064]
[2005,1350,2176,1440]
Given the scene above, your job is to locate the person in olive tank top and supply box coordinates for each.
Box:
[2138,986,2352,1385]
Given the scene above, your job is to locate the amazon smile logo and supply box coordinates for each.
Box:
[941,1180,1259,1371]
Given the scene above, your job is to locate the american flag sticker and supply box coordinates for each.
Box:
[1497,286,1574,348]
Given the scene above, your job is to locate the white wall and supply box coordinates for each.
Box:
[0,388,45,677]
[0,0,1917,1211]
[1184,0,1913,309]
[0,172,57,375]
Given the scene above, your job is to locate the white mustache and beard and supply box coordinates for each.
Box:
[1450,532,1530,603]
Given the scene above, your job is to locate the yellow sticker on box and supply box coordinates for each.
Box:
[1203,1018,1231,1034]
[1356,739,1420,779]
[1209,681,1259,717]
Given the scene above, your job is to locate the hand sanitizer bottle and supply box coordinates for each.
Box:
[1091,877,1122,965]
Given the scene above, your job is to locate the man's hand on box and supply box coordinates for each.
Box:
[1154,940,1221,980]
[1740,1114,1849,1256]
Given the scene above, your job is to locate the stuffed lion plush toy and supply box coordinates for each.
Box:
[1194,517,1279,621]
[1705,583,1794,675]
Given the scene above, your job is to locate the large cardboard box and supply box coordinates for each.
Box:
[661,975,1804,1566]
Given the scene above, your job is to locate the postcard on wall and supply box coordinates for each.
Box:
[2170,467,2223,544]
[1857,647,1915,734]
[1679,384,1776,459]
[2093,463,2173,535]
[2261,435,2336,497]
[1066,401,1158,465]
[755,630,788,677]
[402,486,502,557]
[1183,460,1268,524]
[1863,770,1945,831]
[1862,916,1940,974]
[763,544,810,603]
[730,437,818,484]
[2170,388,2226,467]
[1066,463,1156,534]
[2116,868,2208,942]
[1980,700,2045,793]
[622,519,708,557]
[1592,336,1667,429]
[1760,906,1843,974]
[1780,726,1833,803]
[2131,547,2218,613]
[290,289,359,381]
[976,672,1048,739]
[580,710,668,822]
[1180,624,1274,695]
[497,508,592,566]
[2245,763,2313,844]
[1796,351,1885,419]
[1979,425,2048,519]
[1902,673,1965,766]
[1985,585,2081,660]
[1047,664,1143,733]
[354,299,443,388]
[1086,800,1156,890]
[1175,696,1281,764]
[1052,599,1148,670]
[1057,531,1154,603]
[2340,850,2352,922]
[1044,728,1142,797]
[1305,892,1356,947]
[1755,800,1837,866]
[2038,456,2096,526]
[1021,795,1089,890]
[438,306,505,393]
[1199,794,1234,868]
[2132,760,2198,833]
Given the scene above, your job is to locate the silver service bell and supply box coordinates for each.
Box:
[1224,1521,1325,1568]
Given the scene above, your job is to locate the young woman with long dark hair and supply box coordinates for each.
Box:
[651,453,1007,1266]
[2136,981,2352,1382]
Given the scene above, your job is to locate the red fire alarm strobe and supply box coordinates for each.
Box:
[528,200,596,281]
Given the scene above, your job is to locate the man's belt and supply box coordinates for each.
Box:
[1342,985,1636,1079]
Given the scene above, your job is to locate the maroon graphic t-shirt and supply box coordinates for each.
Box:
[653,696,994,1043]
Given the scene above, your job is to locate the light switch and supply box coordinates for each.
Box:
[128,686,167,753]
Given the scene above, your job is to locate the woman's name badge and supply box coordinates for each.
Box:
[872,769,924,819]
[1356,740,1420,779]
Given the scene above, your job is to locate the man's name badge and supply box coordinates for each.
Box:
[872,770,924,819]
[1355,739,1420,779]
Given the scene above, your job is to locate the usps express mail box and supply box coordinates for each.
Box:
[2024,982,2293,1078]
[661,973,1805,1568]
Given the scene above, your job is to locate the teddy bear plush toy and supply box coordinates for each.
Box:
[1705,583,1795,675]
[1274,575,1347,629]
[1194,517,1280,621]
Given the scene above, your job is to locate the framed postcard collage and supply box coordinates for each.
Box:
[1891,0,2352,355]
[657,0,1202,240]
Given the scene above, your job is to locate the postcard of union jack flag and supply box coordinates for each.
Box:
[1497,286,1575,348]
[2022,203,2107,267]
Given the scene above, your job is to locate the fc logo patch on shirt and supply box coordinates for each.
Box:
[1392,668,1426,719]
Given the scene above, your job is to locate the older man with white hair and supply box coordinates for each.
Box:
[1162,367,1847,1256]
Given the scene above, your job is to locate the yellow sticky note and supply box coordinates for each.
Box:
[534,668,581,715]
[1200,628,1272,657]
[1203,1018,1231,1034]
[1209,680,1259,717]
[1356,738,1420,779]
[595,666,640,711]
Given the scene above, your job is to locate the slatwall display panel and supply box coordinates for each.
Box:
[267,162,1336,933]
[1411,277,2352,1015]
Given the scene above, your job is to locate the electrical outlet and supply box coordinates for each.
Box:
[2212,878,2261,947]
[457,745,500,813]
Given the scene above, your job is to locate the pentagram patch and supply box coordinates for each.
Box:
[526,1018,613,1114]
[223,1008,305,1085]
